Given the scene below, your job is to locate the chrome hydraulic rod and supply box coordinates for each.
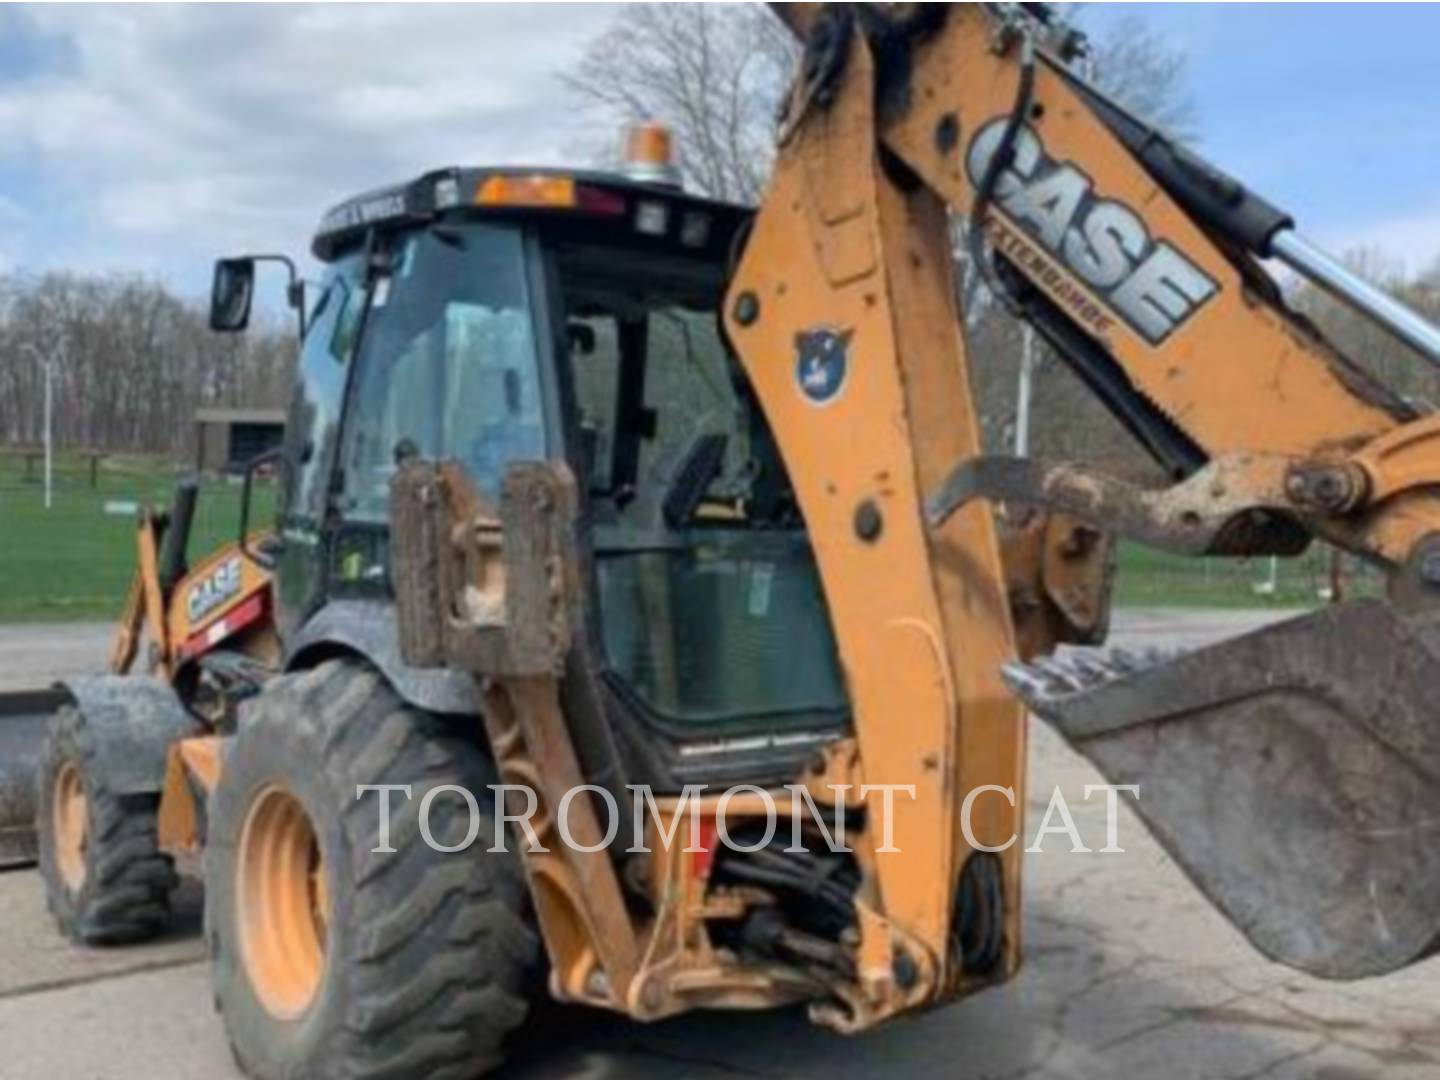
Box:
[1271,229,1440,369]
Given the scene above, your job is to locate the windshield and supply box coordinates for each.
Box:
[341,224,545,521]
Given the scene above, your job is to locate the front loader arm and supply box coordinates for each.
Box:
[108,507,169,677]
[728,2,1440,993]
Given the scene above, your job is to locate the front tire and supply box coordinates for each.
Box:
[36,704,178,944]
[206,660,538,1080]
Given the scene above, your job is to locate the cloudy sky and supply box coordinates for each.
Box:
[2,3,1439,302]
[0,3,621,289]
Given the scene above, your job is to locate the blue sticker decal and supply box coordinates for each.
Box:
[795,327,851,405]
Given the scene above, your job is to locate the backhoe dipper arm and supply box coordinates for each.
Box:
[725,2,1440,1001]
[898,6,1440,571]
[768,3,1440,573]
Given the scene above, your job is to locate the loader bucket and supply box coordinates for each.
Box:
[1004,599,1440,980]
[0,689,64,869]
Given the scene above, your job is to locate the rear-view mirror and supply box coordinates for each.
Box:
[210,258,256,332]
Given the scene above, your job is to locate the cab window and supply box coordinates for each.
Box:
[557,245,848,730]
[341,224,545,522]
[284,254,363,522]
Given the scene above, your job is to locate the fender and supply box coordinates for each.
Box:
[58,675,201,795]
[285,600,480,716]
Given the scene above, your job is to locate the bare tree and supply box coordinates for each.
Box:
[562,4,796,203]
[565,5,1194,198]
[1290,250,1440,411]
[0,271,295,460]
[1084,14,1198,140]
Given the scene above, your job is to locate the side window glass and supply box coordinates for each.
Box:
[566,316,620,493]
[329,279,362,363]
[285,257,362,521]
[638,308,746,490]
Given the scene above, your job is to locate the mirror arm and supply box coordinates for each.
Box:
[248,254,305,339]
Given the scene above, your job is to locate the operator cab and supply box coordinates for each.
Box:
[212,128,849,788]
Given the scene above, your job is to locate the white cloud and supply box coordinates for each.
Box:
[0,3,622,289]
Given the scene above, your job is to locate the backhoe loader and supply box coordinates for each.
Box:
[0,476,275,868]
[19,480,278,937]
[17,3,1440,1076]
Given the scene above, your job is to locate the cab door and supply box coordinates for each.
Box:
[273,254,365,639]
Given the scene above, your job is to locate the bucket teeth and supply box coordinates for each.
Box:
[1002,646,1180,706]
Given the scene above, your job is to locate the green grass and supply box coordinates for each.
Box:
[1111,541,1381,610]
[0,452,259,622]
[0,452,1381,622]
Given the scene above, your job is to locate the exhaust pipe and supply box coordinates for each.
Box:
[0,689,66,869]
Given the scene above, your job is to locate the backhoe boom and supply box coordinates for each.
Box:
[728,2,1440,987]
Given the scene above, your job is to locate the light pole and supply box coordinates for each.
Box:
[19,342,56,511]
[1014,326,1036,456]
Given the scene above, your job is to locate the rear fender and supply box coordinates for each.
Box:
[284,600,480,716]
[58,675,201,795]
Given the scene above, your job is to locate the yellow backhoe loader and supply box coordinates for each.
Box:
[16,4,1440,1077]
[20,481,278,938]
[0,482,274,872]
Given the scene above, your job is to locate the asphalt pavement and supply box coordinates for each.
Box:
[1,609,1435,1080]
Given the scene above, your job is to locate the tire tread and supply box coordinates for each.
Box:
[37,705,177,945]
[208,660,537,1080]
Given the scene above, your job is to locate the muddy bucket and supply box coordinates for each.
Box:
[0,689,66,869]
[1005,599,1440,980]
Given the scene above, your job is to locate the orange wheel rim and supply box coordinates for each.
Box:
[53,761,88,891]
[236,785,329,1020]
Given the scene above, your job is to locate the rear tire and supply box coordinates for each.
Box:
[206,659,538,1080]
[36,704,178,944]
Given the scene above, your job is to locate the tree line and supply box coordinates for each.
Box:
[0,272,296,459]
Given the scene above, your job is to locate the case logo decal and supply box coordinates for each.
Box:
[187,556,243,624]
[967,119,1218,345]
